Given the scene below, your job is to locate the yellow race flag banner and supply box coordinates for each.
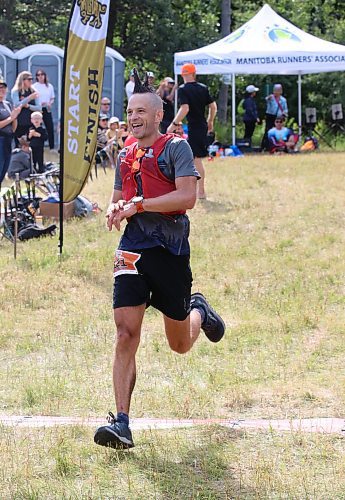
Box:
[60,0,110,202]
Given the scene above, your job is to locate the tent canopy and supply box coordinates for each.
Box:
[174,4,345,76]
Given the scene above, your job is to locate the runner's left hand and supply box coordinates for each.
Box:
[106,200,137,231]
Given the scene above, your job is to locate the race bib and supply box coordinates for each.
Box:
[113,250,141,277]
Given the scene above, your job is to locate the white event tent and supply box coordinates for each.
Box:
[174,4,345,144]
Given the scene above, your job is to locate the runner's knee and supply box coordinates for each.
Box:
[115,326,140,349]
[167,338,191,355]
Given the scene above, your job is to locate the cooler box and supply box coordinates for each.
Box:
[39,200,75,220]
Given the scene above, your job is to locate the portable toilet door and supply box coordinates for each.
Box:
[104,47,125,120]
[0,45,16,102]
[15,44,64,148]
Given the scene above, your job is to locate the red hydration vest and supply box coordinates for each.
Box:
[120,133,185,215]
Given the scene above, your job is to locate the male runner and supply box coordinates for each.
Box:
[94,71,225,449]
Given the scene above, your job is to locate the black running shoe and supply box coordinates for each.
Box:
[94,412,134,449]
[190,293,225,343]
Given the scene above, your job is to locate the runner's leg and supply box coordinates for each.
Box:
[113,304,146,414]
[163,309,202,354]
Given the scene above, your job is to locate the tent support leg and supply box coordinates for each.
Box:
[298,73,302,138]
[232,73,236,145]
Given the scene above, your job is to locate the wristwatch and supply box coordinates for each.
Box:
[131,195,145,213]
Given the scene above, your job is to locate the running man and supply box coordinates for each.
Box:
[94,71,225,449]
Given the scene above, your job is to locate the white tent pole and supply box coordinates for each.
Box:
[298,73,302,138]
[174,73,178,114]
[232,73,236,145]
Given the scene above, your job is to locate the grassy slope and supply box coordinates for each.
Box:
[1,152,345,498]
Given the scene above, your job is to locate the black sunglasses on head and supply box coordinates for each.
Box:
[25,77,33,80]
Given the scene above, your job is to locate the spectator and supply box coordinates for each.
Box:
[147,71,155,89]
[106,116,120,145]
[268,117,296,154]
[97,114,109,151]
[167,63,217,199]
[28,111,48,173]
[171,121,188,139]
[11,71,41,144]
[32,69,55,150]
[125,71,135,101]
[105,116,121,168]
[0,78,21,185]
[157,77,177,133]
[262,83,288,150]
[7,136,32,180]
[243,84,259,143]
[100,97,111,118]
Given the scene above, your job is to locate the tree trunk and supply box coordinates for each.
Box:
[217,0,232,124]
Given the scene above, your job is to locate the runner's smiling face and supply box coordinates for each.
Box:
[127,93,163,145]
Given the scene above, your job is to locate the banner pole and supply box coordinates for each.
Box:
[58,0,76,258]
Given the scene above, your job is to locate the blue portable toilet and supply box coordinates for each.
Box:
[15,44,64,146]
[104,47,126,119]
[0,45,16,101]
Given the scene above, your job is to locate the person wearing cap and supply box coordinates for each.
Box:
[242,84,260,143]
[157,77,177,133]
[167,63,217,199]
[147,71,155,88]
[106,116,120,144]
[100,97,111,118]
[97,114,109,151]
[261,83,288,150]
[125,71,135,101]
[0,78,22,185]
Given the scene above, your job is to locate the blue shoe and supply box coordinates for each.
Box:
[191,293,225,343]
[94,412,134,449]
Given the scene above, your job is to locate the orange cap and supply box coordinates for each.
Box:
[181,63,196,75]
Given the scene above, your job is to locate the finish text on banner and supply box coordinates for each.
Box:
[61,0,110,203]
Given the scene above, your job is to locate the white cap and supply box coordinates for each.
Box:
[147,71,154,78]
[246,85,259,93]
[109,116,119,124]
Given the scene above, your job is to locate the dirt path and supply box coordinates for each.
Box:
[1,415,344,435]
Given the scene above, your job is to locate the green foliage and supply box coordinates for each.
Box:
[1,0,345,126]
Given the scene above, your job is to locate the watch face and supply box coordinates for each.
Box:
[132,196,143,203]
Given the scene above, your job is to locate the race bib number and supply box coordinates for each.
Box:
[113,250,141,277]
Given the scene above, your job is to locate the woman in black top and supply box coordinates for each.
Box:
[11,71,41,144]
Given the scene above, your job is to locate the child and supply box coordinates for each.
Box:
[7,136,32,180]
[106,116,120,145]
[28,111,47,173]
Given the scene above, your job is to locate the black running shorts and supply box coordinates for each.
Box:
[188,125,208,158]
[113,246,192,321]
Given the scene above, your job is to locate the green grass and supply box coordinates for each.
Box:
[1,152,345,497]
